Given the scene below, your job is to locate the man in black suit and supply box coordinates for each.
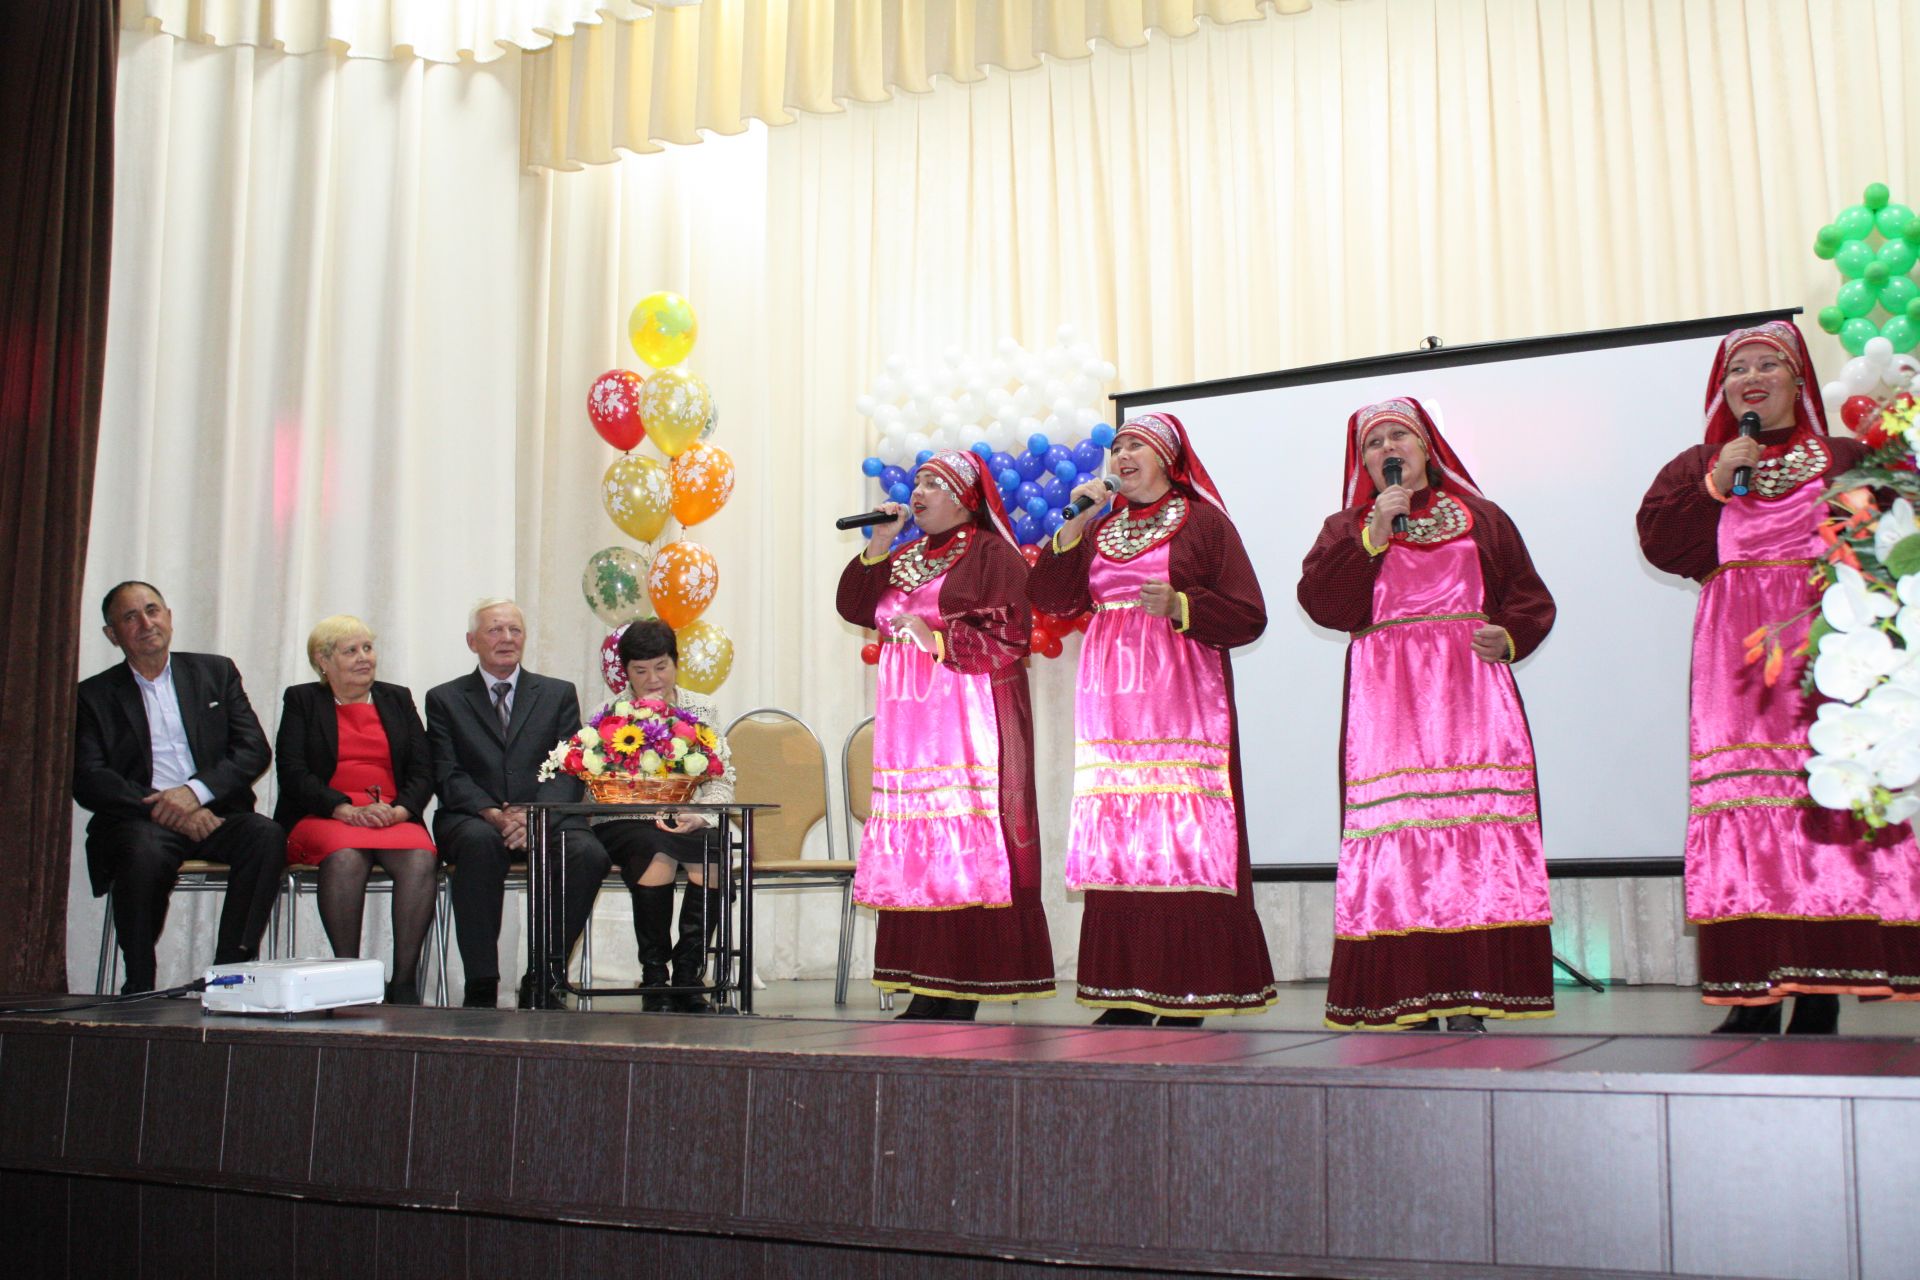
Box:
[426,598,610,1008]
[73,582,286,993]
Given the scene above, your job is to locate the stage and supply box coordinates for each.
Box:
[3,990,1919,1279]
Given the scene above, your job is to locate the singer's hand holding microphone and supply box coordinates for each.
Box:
[1711,411,1765,497]
[1367,456,1414,550]
[1061,476,1119,535]
[854,502,909,556]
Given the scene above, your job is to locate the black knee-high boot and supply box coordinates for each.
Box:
[631,883,675,1012]
[670,884,723,1013]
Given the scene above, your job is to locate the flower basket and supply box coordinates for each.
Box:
[584,773,698,805]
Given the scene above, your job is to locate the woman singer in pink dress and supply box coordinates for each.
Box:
[1638,318,1920,1034]
[1298,398,1557,1031]
[838,449,1056,1019]
[1030,412,1276,1026]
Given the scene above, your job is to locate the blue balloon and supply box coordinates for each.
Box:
[1027,433,1051,457]
[1038,473,1068,506]
[1053,459,1078,484]
[998,467,1020,493]
[1043,510,1067,535]
[970,441,995,460]
[989,450,1017,476]
[889,482,911,504]
[891,522,919,549]
[1090,422,1116,447]
[916,450,935,466]
[1014,481,1043,512]
[1072,440,1104,472]
[1074,470,1095,489]
[1044,445,1073,474]
[879,465,908,492]
[862,456,885,478]
[1014,512,1040,545]
[1025,495,1049,519]
[1014,451,1046,482]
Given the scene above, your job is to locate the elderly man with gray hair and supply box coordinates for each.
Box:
[425,598,609,1008]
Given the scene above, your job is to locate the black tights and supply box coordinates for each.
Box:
[316,848,437,987]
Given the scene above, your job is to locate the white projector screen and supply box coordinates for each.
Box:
[1117,311,1806,873]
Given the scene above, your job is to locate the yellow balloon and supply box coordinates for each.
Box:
[675,619,734,694]
[602,454,672,543]
[628,291,698,370]
[638,368,713,458]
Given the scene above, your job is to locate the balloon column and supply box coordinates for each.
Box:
[852,325,1116,661]
[1815,183,1920,357]
[583,290,736,697]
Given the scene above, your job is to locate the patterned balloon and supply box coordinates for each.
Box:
[587,369,646,451]
[675,619,734,694]
[602,454,672,542]
[637,368,713,458]
[670,442,736,526]
[601,624,631,693]
[628,291,698,370]
[700,401,719,442]
[582,547,655,627]
[647,540,719,630]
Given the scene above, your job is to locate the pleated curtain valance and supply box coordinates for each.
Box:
[123,0,1319,168]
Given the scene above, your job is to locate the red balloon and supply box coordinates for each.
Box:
[1032,611,1059,637]
[601,626,630,693]
[1019,545,1041,566]
[1041,634,1064,659]
[1842,395,1880,430]
[588,369,647,451]
[860,642,882,665]
[1073,612,1092,633]
[1029,626,1051,654]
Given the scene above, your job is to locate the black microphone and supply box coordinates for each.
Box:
[1731,411,1762,496]
[1062,475,1120,520]
[1382,458,1409,535]
[835,509,899,531]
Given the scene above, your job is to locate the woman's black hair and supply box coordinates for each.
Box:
[618,618,678,665]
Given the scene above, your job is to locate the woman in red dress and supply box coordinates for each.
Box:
[274,615,438,1003]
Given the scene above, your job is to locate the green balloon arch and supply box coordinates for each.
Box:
[1814,182,1920,355]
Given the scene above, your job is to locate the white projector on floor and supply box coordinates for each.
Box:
[201,958,387,1014]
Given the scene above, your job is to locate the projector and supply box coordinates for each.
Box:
[201,958,387,1015]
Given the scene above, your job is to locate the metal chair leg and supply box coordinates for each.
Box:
[95,886,117,995]
[434,874,452,1006]
[833,880,855,1006]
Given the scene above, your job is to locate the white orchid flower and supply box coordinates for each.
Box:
[1883,787,1920,825]
[1814,626,1904,703]
[1862,683,1920,735]
[1875,499,1919,564]
[1809,701,1893,760]
[1871,727,1920,791]
[1822,564,1898,633]
[1807,756,1877,810]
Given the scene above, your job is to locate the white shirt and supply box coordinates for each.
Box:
[133,660,214,805]
[481,665,521,722]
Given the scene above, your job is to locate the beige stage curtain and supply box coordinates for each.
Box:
[122,0,648,63]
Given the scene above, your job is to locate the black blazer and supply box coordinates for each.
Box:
[73,651,272,894]
[272,681,433,830]
[424,668,587,841]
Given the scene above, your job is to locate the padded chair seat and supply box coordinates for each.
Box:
[754,858,857,874]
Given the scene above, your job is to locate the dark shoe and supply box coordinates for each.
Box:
[384,980,420,1006]
[1404,1016,1441,1030]
[462,978,499,1009]
[517,971,565,1009]
[1786,993,1841,1035]
[1446,1014,1487,1033]
[942,999,980,1022]
[1156,1015,1203,1028]
[1092,1008,1155,1027]
[669,884,723,1013]
[1710,1003,1782,1034]
[633,883,675,1012]
[896,994,948,1020]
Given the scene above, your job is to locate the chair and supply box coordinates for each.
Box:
[840,716,889,1011]
[279,861,453,1005]
[725,708,859,1004]
[94,860,283,994]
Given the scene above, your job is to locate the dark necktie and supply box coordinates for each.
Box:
[492,681,512,733]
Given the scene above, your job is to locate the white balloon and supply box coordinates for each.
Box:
[885,354,908,375]
[1823,380,1849,405]
[874,403,901,427]
[1019,359,1046,388]
[931,396,958,419]
[995,403,1023,429]
[997,336,1023,358]
[1842,357,1882,396]
[958,425,987,451]
[1056,323,1078,345]
[1096,360,1118,381]
[872,374,900,400]
[987,387,1013,409]
[854,394,878,417]
[955,394,981,422]
[908,377,933,401]
[943,344,965,367]
[1013,386,1041,414]
[1052,395,1078,419]
[1017,416,1043,442]
[1889,355,1920,382]
[903,431,931,458]
[875,436,903,466]
[985,422,1015,451]
[1041,414,1064,441]
[1045,345,1075,375]
[902,401,929,430]
[937,411,963,431]
[930,427,956,449]
[987,358,1012,386]
[1074,406,1100,431]
[1068,342,1095,366]
[1866,337,1895,367]
[1069,374,1101,404]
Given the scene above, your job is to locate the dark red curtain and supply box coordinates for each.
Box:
[0,1,118,992]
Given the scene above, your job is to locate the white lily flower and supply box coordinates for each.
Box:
[1807,756,1877,810]
[1875,499,1919,564]
[1809,702,1893,760]
[1814,626,1904,702]
[1883,788,1920,825]
[1871,727,1920,790]
[1822,564,1898,633]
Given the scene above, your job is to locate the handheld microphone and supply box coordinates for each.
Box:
[836,509,900,531]
[1731,411,1762,496]
[1382,458,1409,535]
[1062,476,1120,520]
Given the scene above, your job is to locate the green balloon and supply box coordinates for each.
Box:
[1910,297,1920,322]
[1883,315,1920,354]
[1836,238,1875,279]
[1817,305,1847,334]
[1838,279,1878,318]
[1877,203,1916,239]
[1907,220,1920,246]
[1841,317,1880,356]
[1880,276,1920,315]
[1866,261,1892,287]
[1815,224,1843,258]
[1836,204,1876,240]
[1865,183,1891,210]
[1879,238,1919,276]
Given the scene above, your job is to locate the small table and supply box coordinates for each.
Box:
[522,801,779,1013]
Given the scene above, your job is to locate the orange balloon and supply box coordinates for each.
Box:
[647,541,719,630]
[669,443,736,526]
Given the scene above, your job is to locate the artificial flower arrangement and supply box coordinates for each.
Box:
[1748,339,1920,828]
[538,696,725,803]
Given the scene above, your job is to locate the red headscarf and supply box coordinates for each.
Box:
[1701,319,1828,445]
[1341,396,1486,509]
[1111,412,1230,515]
[919,449,1018,547]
